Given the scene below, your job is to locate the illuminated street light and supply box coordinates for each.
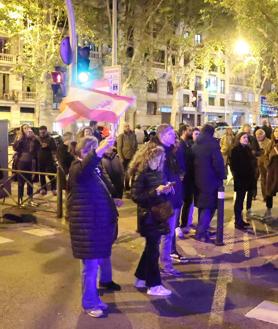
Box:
[234,39,250,56]
[78,72,89,83]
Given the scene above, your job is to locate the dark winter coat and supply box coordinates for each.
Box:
[13,136,40,163]
[37,134,57,165]
[101,150,124,198]
[230,144,257,192]
[68,151,118,259]
[57,143,75,189]
[131,168,170,237]
[192,133,226,209]
[180,139,194,199]
[152,136,185,209]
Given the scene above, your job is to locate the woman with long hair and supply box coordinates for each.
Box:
[130,145,174,296]
[13,124,39,204]
[230,132,257,229]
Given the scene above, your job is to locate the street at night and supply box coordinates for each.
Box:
[0,186,277,329]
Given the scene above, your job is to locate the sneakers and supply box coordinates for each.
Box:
[175,227,185,239]
[98,301,108,310]
[235,221,250,230]
[134,279,146,288]
[161,267,182,277]
[170,252,189,264]
[52,190,57,196]
[147,285,172,296]
[194,233,214,244]
[99,280,121,291]
[84,308,103,318]
[40,189,47,196]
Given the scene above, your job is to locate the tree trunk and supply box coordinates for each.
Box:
[170,86,179,128]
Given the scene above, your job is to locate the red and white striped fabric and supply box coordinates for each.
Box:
[55,86,135,127]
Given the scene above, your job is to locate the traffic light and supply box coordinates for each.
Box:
[77,46,90,84]
[191,90,197,107]
[51,69,66,108]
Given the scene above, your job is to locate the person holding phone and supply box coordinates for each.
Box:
[130,145,173,296]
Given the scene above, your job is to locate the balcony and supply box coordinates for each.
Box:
[0,91,37,102]
[0,53,16,65]
[229,77,251,87]
[228,99,250,106]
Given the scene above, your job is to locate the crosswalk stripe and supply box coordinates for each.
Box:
[23,228,60,237]
[0,236,14,244]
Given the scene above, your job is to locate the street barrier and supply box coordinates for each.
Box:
[215,185,225,246]
[0,167,63,218]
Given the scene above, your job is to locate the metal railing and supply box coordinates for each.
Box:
[0,167,63,218]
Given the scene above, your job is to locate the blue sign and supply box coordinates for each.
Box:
[260,96,278,117]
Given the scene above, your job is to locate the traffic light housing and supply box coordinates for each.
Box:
[77,46,90,84]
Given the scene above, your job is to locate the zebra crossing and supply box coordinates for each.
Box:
[0,226,61,244]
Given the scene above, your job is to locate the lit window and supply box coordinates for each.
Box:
[234,92,242,101]
[195,34,202,45]
[220,80,225,94]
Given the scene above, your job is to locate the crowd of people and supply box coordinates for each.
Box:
[10,119,278,318]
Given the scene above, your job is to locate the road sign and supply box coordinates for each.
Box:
[103,65,121,94]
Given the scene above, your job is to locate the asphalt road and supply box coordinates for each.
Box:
[0,185,278,329]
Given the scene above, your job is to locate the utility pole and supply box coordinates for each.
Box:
[112,0,117,66]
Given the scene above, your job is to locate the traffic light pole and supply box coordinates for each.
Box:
[112,0,117,66]
[65,0,77,86]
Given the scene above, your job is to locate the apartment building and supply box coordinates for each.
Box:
[132,36,256,128]
[0,34,38,128]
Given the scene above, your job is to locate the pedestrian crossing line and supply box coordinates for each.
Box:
[245,300,278,325]
[0,236,14,244]
[23,228,61,237]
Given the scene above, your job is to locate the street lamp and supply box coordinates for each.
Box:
[234,39,250,56]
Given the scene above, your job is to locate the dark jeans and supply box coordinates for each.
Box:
[17,161,33,200]
[266,196,273,209]
[180,193,194,228]
[234,190,253,224]
[196,208,216,237]
[122,159,131,191]
[135,234,161,287]
[39,162,57,191]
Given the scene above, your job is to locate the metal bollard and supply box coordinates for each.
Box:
[215,185,225,246]
[56,167,63,219]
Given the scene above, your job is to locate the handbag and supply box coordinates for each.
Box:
[150,201,173,222]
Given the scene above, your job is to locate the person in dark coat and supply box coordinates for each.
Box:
[176,124,194,239]
[101,146,124,199]
[13,124,40,204]
[130,145,172,296]
[68,135,120,318]
[56,132,75,190]
[230,132,257,230]
[192,124,226,242]
[37,126,57,195]
[265,127,278,218]
[261,119,273,139]
[242,123,261,202]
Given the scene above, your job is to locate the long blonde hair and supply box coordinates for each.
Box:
[129,143,165,177]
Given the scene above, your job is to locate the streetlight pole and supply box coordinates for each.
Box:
[112,0,117,66]
[65,0,77,86]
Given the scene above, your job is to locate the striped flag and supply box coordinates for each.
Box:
[55,86,135,127]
